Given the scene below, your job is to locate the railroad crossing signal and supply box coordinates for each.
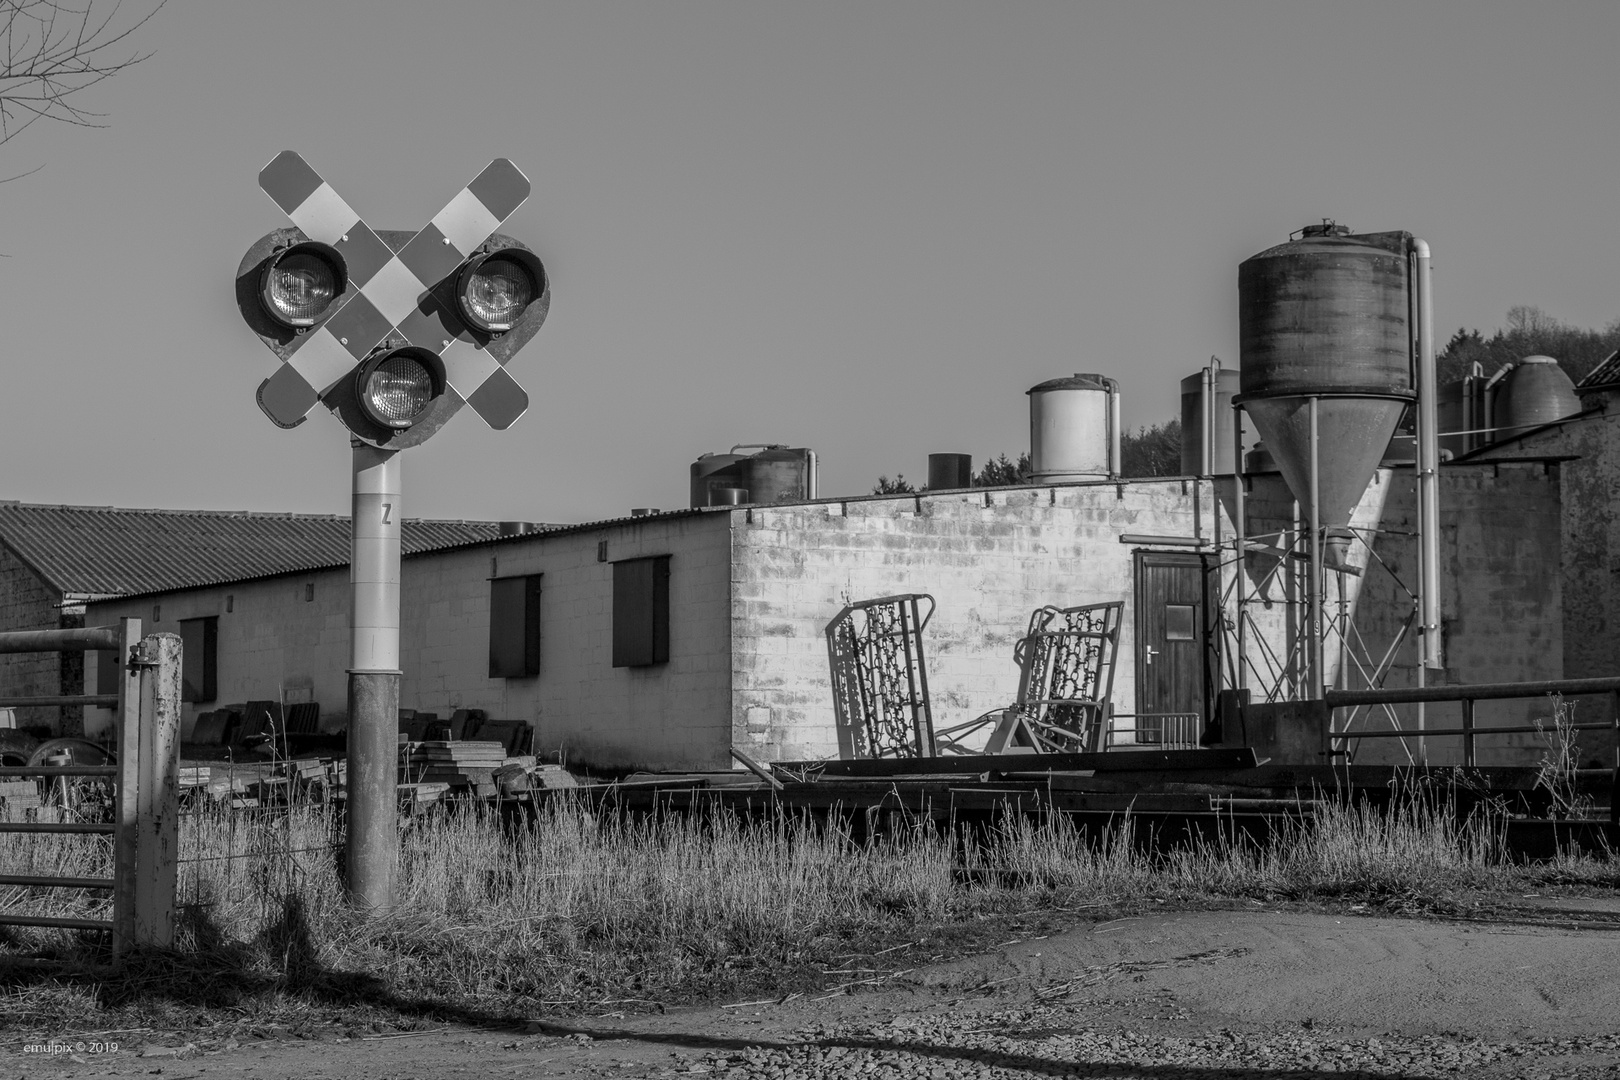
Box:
[236,152,549,448]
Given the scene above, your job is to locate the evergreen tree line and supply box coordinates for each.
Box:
[1437,305,1620,387]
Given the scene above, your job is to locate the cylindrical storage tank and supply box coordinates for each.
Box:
[1239,225,1411,398]
[708,487,749,506]
[740,446,816,504]
[1028,374,1117,481]
[927,453,973,490]
[1238,224,1415,562]
[1179,367,1241,474]
[690,452,747,508]
[1494,356,1581,436]
[1436,379,1471,458]
[1437,365,1491,458]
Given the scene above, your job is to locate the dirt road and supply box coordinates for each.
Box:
[17,904,1620,1079]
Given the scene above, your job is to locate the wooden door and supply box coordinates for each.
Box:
[1134,552,1213,744]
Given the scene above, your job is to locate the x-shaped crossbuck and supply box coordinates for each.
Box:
[255,151,534,430]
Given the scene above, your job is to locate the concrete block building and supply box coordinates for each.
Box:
[81,465,1566,771]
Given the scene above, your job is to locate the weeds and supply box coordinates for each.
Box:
[1534,695,1597,820]
[0,779,1612,1035]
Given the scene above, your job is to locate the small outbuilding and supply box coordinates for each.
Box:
[0,502,497,735]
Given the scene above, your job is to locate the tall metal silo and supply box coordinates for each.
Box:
[1234,222,1442,701]
[1180,361,1242,475]
[1238,223,1414,565]
[1437,362,1486,458]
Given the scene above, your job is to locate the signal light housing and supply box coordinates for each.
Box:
[456,245,545,334]
[237,225,547,449]
[355,349,443,430]
[260,242,346,327]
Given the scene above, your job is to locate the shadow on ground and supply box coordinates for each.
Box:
[1,898,1440,1080]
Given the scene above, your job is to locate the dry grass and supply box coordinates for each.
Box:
[0,779,1612,1035]
[973,784,1506,906]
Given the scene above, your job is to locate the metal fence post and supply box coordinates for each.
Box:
[112,617,141,956]
[1460,697,1475,768]
[133,633,181,948]
[1610,690,1620,828]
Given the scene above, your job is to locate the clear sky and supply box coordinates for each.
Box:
[4,1,1617,524]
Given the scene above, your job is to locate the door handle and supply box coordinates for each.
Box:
[1145,646,1159,665]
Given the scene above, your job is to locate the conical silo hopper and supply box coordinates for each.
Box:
[1238,224,1415,565]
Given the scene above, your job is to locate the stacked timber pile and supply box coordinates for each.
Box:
[177,758,341,807]
[400,741,509,797]
[179,764,257,807]
[0,778,41,818]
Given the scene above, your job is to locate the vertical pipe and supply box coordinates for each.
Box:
[1232,402,1247,695]
[1481,362,1514,445]
[1414,240,1442,674]
[1209,360,1218,474]
[347,441,402,914]
[1337,588,1348,691]
[1609,691,1620,828]
[1470,362,1487,451]
[1201,361,1215,474]
[1308,396,1325,703]
[1109,381,1122,478]
[1461,697,1476,768]
[1405,244,1425,744]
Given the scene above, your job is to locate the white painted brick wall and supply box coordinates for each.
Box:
[728,482,1226,762]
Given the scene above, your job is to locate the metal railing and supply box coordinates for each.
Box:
[1325,676,1620,770]
[1107,712,1202,750]
[0,620,181,955]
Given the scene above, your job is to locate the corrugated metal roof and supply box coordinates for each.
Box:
[0,502,503,598]
[1575,349,1620,391]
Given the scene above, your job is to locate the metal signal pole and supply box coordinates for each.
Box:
[346,442,402,912]
[239,152,548,917]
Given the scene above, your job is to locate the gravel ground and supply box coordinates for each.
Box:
[661,1010,1620,1079]
[13,906,1620,1079]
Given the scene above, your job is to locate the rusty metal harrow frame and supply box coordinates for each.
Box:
[825,594,937,759]
[936,601,1124,755]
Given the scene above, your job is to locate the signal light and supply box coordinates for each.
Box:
[456,247,543,333]
[356,350,441,430]
[261,243,344,327]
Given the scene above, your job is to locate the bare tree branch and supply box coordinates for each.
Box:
[0,159,43,183]
[0,0,163,147]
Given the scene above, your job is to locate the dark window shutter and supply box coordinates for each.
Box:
[612,555,670,667]
[96,641,120,697]
[178,617,218,703]
[489,575,542,678]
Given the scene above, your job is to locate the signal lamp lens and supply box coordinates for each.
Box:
[458,255,535,331]
[360,355,435,428]
[265,251,338,326]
